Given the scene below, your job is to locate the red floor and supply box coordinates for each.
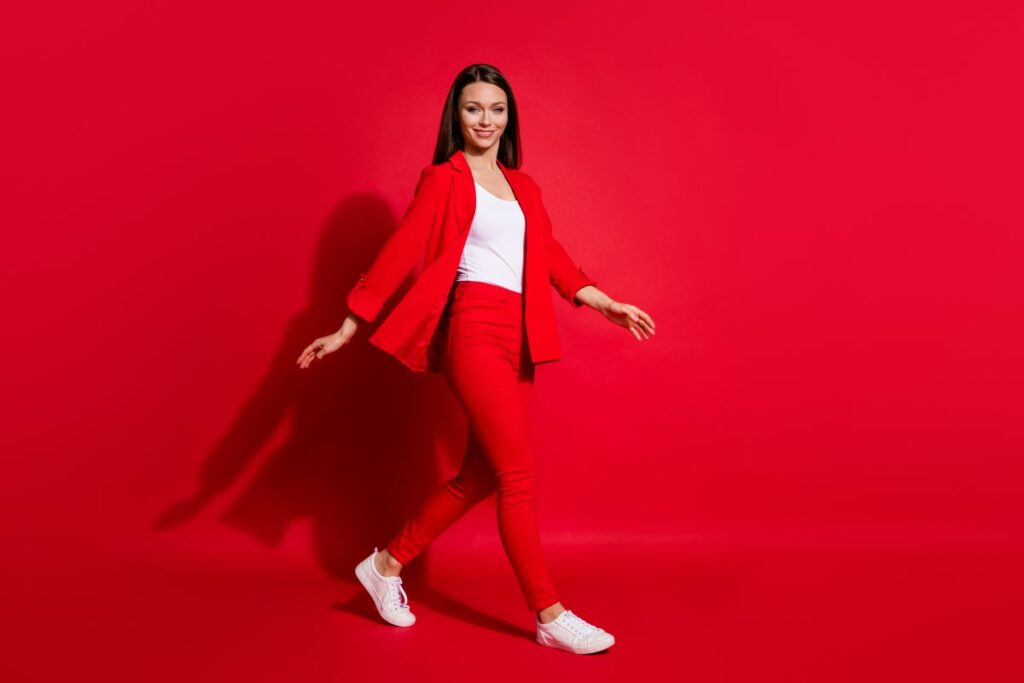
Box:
[4,527,1020,682]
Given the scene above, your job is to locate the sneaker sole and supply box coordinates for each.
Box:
[536,629,615,654]
[354,559,416,627]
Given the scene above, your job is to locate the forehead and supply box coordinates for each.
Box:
[460,81,506,104]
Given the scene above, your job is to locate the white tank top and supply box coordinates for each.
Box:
[454,179,526,293]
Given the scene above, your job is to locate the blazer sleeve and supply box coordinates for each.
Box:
[533,180,599,307]
[345,165,447,323]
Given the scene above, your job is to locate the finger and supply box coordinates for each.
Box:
[631,309,651,330]
[630,325,641,341]
[632,318,647,339]
[641,312,655,329]
[300,344,321,368]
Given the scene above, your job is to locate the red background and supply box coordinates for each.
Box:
[2,1,1021,680]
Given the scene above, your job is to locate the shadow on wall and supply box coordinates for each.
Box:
[152,192,466,586]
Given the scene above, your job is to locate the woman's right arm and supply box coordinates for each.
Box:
[345,164,447,325]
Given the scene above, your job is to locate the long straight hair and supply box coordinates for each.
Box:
[432,64,522,169]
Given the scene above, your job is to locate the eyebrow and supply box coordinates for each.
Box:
[464,101,506,106]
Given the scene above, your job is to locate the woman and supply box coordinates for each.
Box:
[297,64,655,654]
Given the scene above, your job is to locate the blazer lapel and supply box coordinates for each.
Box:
[447,150,475,234]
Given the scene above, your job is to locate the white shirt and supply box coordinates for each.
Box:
[454,180,526,293]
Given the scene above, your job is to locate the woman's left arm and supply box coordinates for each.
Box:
[573,284,656,342]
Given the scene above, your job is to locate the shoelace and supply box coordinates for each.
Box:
[385,577,410,612]
[559,610,599,638]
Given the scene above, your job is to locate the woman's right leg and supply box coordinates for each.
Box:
[384,426,497,566]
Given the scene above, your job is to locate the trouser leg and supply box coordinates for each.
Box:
[385,427,497,565]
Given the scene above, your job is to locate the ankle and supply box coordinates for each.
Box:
[374,549,403,577]
[537,602,565,624]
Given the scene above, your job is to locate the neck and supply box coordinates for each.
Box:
[461,146,501,172]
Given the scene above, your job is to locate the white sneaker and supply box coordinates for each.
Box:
[536,609,615,654]
[354,547,416,627]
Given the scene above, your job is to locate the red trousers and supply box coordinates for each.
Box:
[384,280,560,612]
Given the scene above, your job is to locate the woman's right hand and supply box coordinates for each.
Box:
[296,314,361,369]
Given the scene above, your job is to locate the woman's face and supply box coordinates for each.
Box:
[458,82,509,153]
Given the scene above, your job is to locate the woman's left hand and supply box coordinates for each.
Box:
[601,301,656,341]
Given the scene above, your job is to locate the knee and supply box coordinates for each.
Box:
[448,472,497,502]
[495,467,536,499]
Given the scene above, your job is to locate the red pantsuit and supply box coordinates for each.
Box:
[348,150,597,613]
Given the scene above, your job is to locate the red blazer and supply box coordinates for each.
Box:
[345,148,598,373]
